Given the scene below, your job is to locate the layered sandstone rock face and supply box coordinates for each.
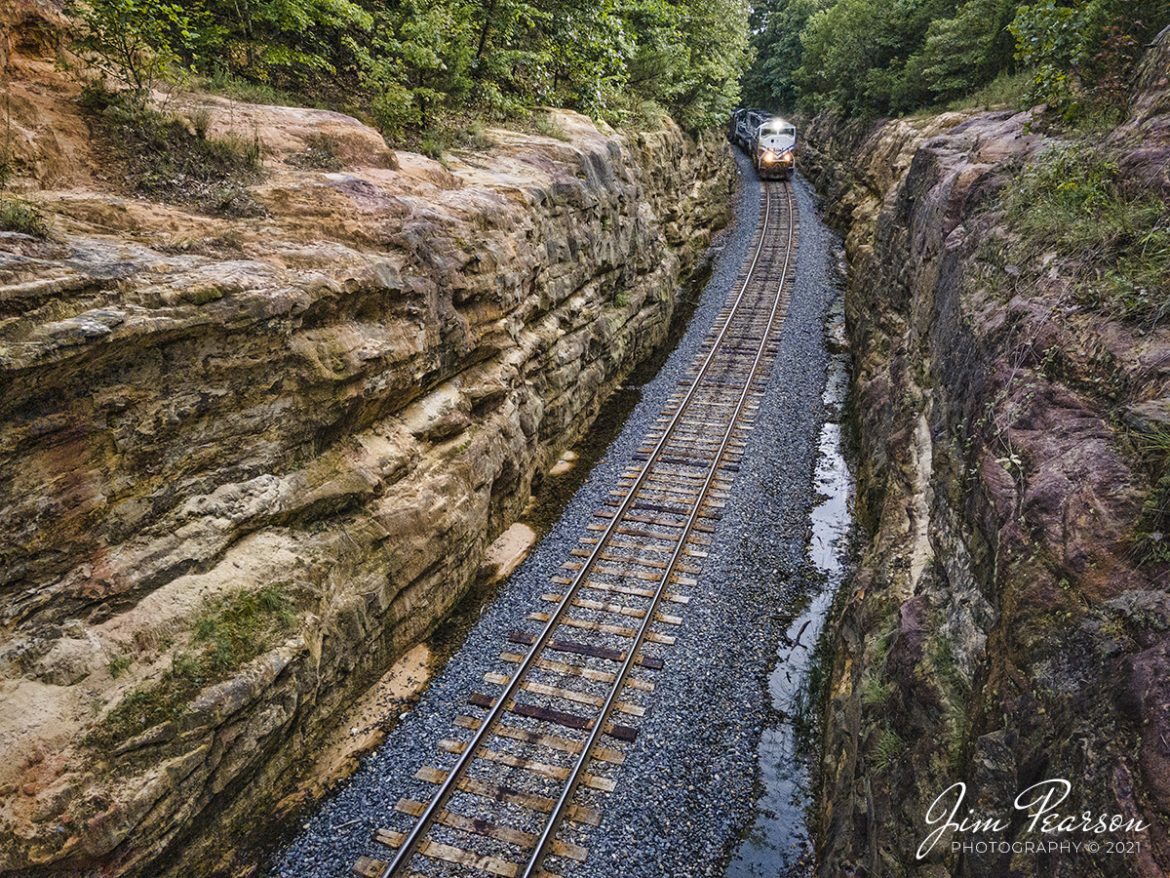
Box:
[804,28,1170,878]
[0,11,734,875]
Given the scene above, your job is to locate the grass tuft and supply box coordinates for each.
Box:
[1132,427,1170,565]
[1001,145,1169,329]
[108,654,132,679]
[872,728,904,771]
[859,670,892,706]
[927,635,972,764]
[533,113,571,142]
[88,584,297,749]
[948,71,1033,113]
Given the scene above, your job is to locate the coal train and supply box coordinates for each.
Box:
[729,108,797,180]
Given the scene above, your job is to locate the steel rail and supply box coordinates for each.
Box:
[379,179,780,878]
[519,180,797,877]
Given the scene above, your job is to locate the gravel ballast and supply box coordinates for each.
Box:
[267,152,843,878]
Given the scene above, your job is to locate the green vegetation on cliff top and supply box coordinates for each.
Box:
[66,0,752,147]
[744,0,1169,120]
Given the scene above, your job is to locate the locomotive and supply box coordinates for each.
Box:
[729,108,797,180]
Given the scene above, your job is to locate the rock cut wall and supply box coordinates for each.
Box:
[0,28,734,876]
[803,28,1170,878]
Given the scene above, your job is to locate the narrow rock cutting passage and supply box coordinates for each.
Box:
[269,157,842,878]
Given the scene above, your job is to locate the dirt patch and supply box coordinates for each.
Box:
[81,88,265,216]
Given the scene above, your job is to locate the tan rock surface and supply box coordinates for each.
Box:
[0,14,735,874]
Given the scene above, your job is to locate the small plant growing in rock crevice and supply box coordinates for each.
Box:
[859,670,892,706]
[872,727,905,771]
[928,635,973,764]
[1131,427,1170,565]
[0,198,49,236]
[107,654,133,678]
[87,584,298,749]
[532,113,571,142]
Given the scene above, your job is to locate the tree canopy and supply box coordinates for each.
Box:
[743,0,1169,119]
[69,0,753,139]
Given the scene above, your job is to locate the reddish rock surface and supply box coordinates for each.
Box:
[804,25,1170,878]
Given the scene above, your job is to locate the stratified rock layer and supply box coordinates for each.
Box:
[803,27,1170,878]
[0,40,734,878]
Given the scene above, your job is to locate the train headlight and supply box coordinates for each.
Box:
[761,149,777,163]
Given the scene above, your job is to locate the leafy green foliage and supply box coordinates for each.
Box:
[740,0,818,112]
[358,0,475,137]
[194,0,375,85]
[797,0,958,115]
[901,0,1020,107]
[70,0,199,92]
[746,0,1168,118]
[65,0,752,142]
[1010,0,1163,116]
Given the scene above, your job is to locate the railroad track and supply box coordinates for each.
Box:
[354,179,798,878]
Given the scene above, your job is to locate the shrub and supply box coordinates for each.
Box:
[872,728,905,770]
[0,198,49,236]
[108,654,133,678]
[69,0,199,93]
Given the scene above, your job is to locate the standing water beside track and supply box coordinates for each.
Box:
[724,292,855,878]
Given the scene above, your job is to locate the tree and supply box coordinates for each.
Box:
[66,0,756,140]
[361,0,475,135]
[663,0,752,129]
[70,0,198,93]
[1010,0,1168,113]
[899,0,1019,108]
[796,0,962,114]
[740,0,820,112]
[191,0,374,85]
